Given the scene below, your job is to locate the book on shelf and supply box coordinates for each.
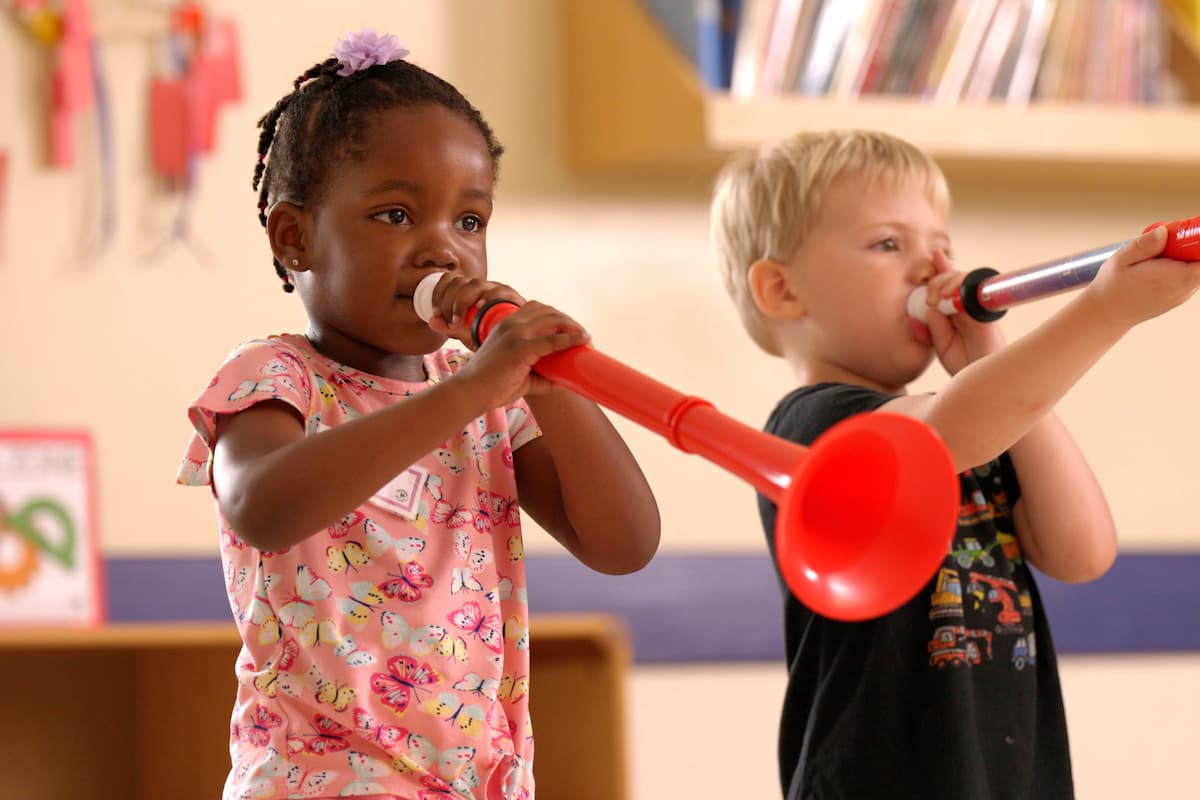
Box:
[919,0,973,98]
[1005,0,1057,105]
[1139,0,1167,103]
[697,0,742,89]
[906,0,962,97]
[934,0,1000,104]
[827,0,885,98]
[730,0,777,97]
[881,0,947,96]
[782,0,827,90]
[962,0,1026,102]
[797,0,863,95]
[760,0,809,93]
[856,0,912,94]
[987,0,1032,100]
[708,0,1175,107]
[1033,0,1077,98]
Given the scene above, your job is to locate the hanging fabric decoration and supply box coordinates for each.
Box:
[9,0,119,255]
[50,0,95,167]
[149,4,241,182]
[6,1,241,263]
[144,3,241,261]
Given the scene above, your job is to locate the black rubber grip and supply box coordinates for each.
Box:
[960,267,1006,322]
[470,298,518,348]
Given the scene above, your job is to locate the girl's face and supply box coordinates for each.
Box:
[786,171,951,392]
[295,103,495,378]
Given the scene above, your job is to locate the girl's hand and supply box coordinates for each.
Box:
[424,274,525,339]
[1085,225,1200,328]
[922,250,1007,376]
[426,276,590,407]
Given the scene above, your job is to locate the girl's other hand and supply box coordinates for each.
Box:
[424,276,590,407]
[424,274,524,339]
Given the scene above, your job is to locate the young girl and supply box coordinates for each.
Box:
[177,29,660,800]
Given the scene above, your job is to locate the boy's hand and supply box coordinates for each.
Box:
[425,276,590,407]
[1086,225,1200,327]
[922,250,1007,376]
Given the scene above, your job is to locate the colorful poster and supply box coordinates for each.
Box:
[0,431,103,625]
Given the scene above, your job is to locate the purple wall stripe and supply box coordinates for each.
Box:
[104,552,1200,663]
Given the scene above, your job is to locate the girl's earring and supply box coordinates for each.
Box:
[290,258,300,267]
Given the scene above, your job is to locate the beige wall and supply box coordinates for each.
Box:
[2,2,1197,797]
[3,2,1198,557]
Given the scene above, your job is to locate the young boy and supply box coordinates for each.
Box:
[710,129,1200,799]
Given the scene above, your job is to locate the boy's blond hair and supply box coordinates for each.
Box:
[711,129,950,356]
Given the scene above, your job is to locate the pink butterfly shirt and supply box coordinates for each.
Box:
[178,334,538,800]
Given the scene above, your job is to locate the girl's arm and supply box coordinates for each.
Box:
[422,277,660,574]
[514,392,661,575]
[1004,412,1117,582]
[212,380,487,552]
[216,297,595,552]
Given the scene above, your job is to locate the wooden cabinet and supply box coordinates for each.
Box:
[0,615,629,800]
[560,0,1200,176]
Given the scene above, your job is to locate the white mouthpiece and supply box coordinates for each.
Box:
[906,286,930,322]
[413,272,445,323]
[906,286,959,322]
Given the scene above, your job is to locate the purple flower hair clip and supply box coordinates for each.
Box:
[332,28,410,77]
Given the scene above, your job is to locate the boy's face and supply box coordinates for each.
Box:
[785,171,950,393]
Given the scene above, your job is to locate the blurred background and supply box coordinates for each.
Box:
[2,0,1199,797]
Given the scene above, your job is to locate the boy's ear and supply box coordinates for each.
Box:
[266,201,312,273]
[747,257,806,319]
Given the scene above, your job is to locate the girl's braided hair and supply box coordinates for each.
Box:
[252,57,504,291]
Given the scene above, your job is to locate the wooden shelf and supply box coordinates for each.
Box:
[560,0,1200,176]
[1,615,629,800]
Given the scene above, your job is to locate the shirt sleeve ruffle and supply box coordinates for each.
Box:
[176,338,313,487]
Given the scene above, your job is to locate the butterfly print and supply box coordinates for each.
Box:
[292,712,352,756]
[315,677,356,712]
[278,565,332,628]
[381,610,447,655]
[243,703,282,748]
[343,751,393,795]
[370,655,442,717]
[333,635,375,667]
[451,566,484,594]
[447,602,504,654]
[377,561,434,603]
[337,580,387,628]
[353,708,407,751]
[406,731,477,782]
[285,763,334,797]
[453,672,500,701]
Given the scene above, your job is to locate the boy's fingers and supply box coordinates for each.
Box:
[1118,225,1166,265]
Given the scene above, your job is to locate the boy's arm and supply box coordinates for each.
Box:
[1006,412,1117,582]
[886,226,1196,472]
[884,288,1128,472]
[514,392,661,575]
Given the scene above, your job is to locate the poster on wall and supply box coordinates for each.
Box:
[0,431,104,626]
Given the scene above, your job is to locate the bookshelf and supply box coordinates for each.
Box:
[560,0,1200,177]
[0,615,629,800]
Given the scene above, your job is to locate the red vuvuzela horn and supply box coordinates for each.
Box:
[415,275,959,621]
[908,214,1200,323]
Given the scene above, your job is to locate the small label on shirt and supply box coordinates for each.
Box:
[369,465,428,520]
